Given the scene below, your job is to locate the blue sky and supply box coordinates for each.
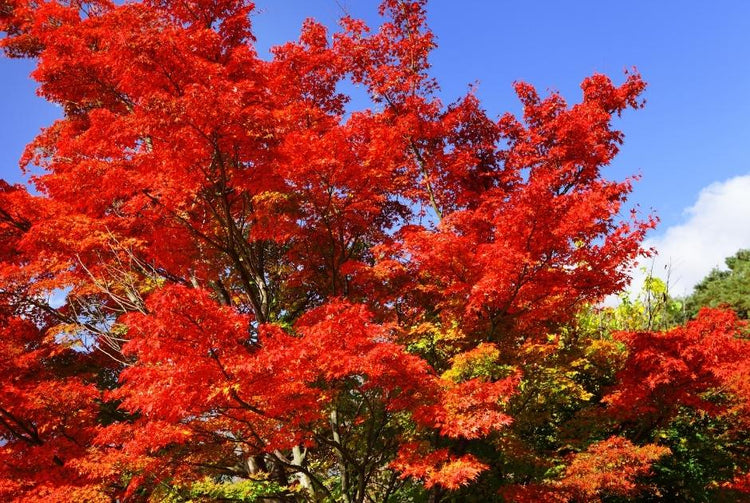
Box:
[1,1,749,293]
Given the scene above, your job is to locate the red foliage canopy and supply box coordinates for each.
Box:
[2,0,746,501]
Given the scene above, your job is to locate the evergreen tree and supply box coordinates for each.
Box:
[686,249,750,319]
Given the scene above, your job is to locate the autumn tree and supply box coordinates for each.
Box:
[1,0,749,501]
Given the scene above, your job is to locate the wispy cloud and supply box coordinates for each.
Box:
[629,174,750,297]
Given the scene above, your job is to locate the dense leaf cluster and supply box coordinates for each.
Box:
[686,249,750,319]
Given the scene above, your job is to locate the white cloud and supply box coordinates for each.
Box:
[628,174,750,298]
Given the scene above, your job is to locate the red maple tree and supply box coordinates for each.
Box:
[1,1,748,501]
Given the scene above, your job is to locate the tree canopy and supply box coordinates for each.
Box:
[685,249,750,319]
[0,0,748,501]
